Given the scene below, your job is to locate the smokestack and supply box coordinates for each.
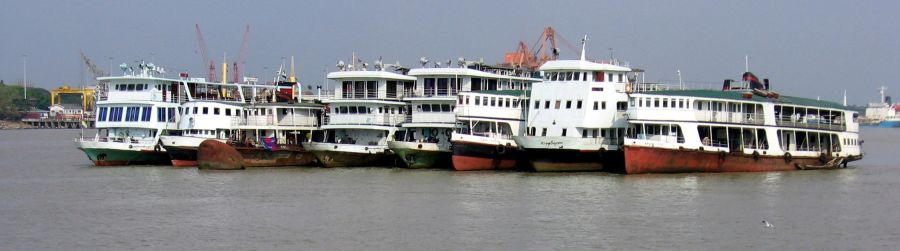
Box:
[722,79,732,90]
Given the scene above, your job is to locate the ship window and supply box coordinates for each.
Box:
[593,129,598,138]
[339,107,347,114]
[422,105,431,112]
[566,100,572,109]
[475,96,481,105]
[141,107,151,121]
[127,84,135,91]
[465,95,470,105]
[574,72,580,81]
[593,101,599,110]
[168,108,175,121]
[226,109,231,116]
[577,100,583,109]
[441,104,451,112]
[602,101,607,110]
[192,107,197,114]
[483,97,488,106]
[555,100,561,109]
[213,108,220,115]
[618,74,623,82]
[607,73,613,82]
[592,87,603,92]
[136,84,144,91]
[582,129,588,138]
[541,128,547,136]
[534,100,540,109]
[544,100,550,109]
[202,107,208,114]
[562,128,567,137]
[594,71,604,82]
[663,98,669,108]
[490,97,496,107]
[349,106,358,114]
[617,102,628,111]
[654,98,660,107]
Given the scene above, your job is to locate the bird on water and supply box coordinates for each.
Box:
[762,220,775,228]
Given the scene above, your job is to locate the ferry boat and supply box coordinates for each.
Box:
[513,40,634,172]
[388,60,502,168]
[451,65,541,171]
[301,58,414,167]
[76,62,181,166]
[162,71,322,168]
[159,78,260,167]
[228,101,322,167]
[623,72,863,174]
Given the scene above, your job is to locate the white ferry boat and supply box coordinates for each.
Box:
[513,40,634,172]
[301,59,414,167]
[451,66,541,171]
[76,62,181,166]
[623,72,863,173]
[388,60,502,168]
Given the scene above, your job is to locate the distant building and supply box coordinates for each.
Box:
[49,103,84,120]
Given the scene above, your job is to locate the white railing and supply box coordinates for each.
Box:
[324,114,405,126]
[78,136,157,145]
[232,115,318,127]
[775,115,846,131]
[408,113,456,123]
[694,111,765,125]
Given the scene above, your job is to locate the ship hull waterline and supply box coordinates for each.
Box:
[522,148,625,172]
[623,145,860,174]
[451,141,522,171]
[79,147,170,166]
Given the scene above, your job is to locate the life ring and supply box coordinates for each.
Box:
[417,144,423,149]
[444,129,452,137]
[496,144,506,154]
[784,152,793,162]
[752,150,760,160]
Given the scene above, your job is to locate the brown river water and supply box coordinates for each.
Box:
[0,128,898,250]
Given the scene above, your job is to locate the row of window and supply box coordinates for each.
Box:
[542,71,625,83]
[114,83,162,91]
[532,99,628,111]
[416,104,454,112]
[332,106,407,114]
[630,96,692,109]
[97,106,174,122]
[457,94,523,108]
[526,126,626,138]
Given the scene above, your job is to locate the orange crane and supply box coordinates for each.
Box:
[232,25,250,83]
[195,24,216,82]
[502,26,579,70]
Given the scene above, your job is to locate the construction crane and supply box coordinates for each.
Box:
[502,26,579,70]
[195,24,216,82]
[80,51,109,103]
[232,25,250,83]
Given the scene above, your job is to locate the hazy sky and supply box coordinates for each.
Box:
[2,0,898,105]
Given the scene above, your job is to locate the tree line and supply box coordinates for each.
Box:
[0,80,51,120]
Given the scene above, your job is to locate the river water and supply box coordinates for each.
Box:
[0,128,898,250]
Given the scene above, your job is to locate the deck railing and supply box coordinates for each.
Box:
[694,111,765,125]
[775,115,846,131]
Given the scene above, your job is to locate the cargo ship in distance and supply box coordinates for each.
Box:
[623,72,863,174]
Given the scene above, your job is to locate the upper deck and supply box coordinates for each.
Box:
[627,89,859,132]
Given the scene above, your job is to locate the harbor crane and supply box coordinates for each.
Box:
[502,26,579,70]
[232,25,250,83]
[195,24,217,82]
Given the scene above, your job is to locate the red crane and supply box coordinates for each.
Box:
[232,25,250,83]
[502,26,580,70]
[194,24,216,82]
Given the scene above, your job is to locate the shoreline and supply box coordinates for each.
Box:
[0,120,34,130]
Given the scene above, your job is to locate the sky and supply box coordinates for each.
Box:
[1,0,898,105]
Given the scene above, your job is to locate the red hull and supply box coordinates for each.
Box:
[452,155,517,171]
[624,145,826,174]
[93,160,130,166]
[170,159,198,167]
